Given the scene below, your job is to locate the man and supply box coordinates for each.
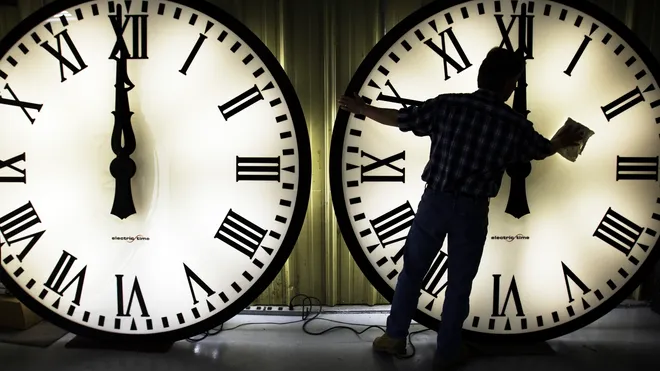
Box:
[338,47,585,370]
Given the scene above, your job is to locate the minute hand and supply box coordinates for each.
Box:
[504,3,533,219]
[110,56,136,156]
[109,5,137,220]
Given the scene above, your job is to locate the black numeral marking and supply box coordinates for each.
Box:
[495,12,534,58]
[44,251,87,306]
[594,208,644,256]
[179,31,209,75]
[0,153,26,183]
[109,7,148,59]
[40,29,88,82]
[423,27,472,80]
[616,156,658,181]
[491,274,525,317]
[422,251,449,310]
[601,87,645,121]
[236,156,280,182]
[564,35,592,76]
[369,202,415,264]
[0,202,45,261]
[215,209,267,258]
[219,85,264,120]
[183,263,216,305]
[376,80,423,107]
[360,151,405,183]
[564,35,591,76]
[116,275,150,317]
[0,84,43,124]
[564,24,599,76]
[561,262,591,303]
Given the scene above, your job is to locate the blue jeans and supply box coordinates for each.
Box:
[385,186,489,358]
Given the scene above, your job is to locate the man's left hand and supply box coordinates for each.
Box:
[338,93,366,115]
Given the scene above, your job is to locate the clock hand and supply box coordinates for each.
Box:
[109,4,137,220]
[505,3,533,219]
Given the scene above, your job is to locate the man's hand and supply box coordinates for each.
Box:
[338,92,400,127]
[552,124,584,148]
[339,93,367,115]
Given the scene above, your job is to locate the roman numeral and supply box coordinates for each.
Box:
[0,84,43,124]
[616,156,658,181]
[423,27,472,80]
[491,274,525,317]
[376,80,423,107]
[564,35,593,76]
[361,151,405,183]
[422,251,449,310]
[0,153,26,183]
[219,85,264,120]
[116,275,149,317]
[215,209,267,259]
[561,262,591,304]
[495,12,534,58]
[0,202,45,261]
[183,263,216,305]
[180,33,208,75]
[594,208,644,256]
[109,8,148,59]
[40,29,88,82]
[369,202,415,264]
[44,251,87,306]
[236,156,280,182]
[601,87,645,121]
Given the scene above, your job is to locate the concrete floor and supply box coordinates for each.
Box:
[1,304,659,371]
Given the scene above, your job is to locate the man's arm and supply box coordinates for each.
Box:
[513,120,584,162]
[361,105,399,127]
[338,92,441,137]
[339,93,398,126]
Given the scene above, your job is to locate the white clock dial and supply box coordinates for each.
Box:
[0,0,311,341]
[330,0,660,341]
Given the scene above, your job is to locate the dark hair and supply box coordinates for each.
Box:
[477,47,525,92]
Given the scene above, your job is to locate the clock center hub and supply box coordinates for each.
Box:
[109,156,137,179]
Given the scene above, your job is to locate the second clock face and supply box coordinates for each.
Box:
[0,0,311,341]
[331,0,660,341]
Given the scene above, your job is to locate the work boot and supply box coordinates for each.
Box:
[372,333,406,356]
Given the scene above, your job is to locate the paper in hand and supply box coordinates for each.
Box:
[551,118,595,162]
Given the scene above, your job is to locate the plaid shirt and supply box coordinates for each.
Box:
[397,89,553,198]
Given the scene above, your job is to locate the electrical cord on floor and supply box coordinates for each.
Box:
[186,293,430,359]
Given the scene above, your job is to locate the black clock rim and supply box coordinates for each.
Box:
[0,0,312,344]
[330,0,660,343]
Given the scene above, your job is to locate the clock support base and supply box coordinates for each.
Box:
[65,336,173,353]
[467,341,555,357]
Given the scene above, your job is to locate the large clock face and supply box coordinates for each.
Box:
[331,0,660,341]
[0,0,311,341]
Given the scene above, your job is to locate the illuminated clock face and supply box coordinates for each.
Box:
[330,0,660,341]
[0,0,311,341]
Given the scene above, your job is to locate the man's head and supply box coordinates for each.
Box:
[477,47,525,101]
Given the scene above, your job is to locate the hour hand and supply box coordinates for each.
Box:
[505,6,533,219]
[109,4,137,220]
